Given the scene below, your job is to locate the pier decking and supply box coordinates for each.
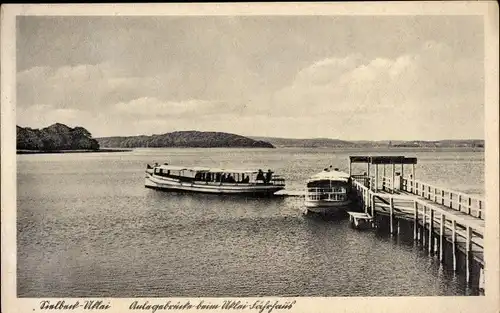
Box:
[348,156,485,291]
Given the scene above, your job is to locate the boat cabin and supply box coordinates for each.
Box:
[306,169,352,201]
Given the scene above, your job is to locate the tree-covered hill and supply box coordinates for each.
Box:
[17,123,100,151]
[96,131,275,148]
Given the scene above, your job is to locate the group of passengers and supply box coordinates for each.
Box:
[193,169,274,184]
[194,172,251,183]
[256,169,274,183]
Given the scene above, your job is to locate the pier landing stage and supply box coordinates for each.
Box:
[348,155,485,291]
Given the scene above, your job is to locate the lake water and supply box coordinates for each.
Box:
[16,148,484,297]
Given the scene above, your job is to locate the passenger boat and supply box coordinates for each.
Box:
[145,163,285,196]
[304,168,352,214]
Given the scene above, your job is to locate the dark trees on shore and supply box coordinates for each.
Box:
[17,123,100,151]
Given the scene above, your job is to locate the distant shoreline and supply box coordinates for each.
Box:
[17,148,133,154]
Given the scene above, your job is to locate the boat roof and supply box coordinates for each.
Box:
[155,164,260,174]
[308,169,350,182]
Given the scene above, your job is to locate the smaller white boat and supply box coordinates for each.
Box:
[145,163,285,196]
[304,168,352,214]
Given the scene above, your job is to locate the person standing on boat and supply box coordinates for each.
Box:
[265,169,273,183]
[256,169,265,183]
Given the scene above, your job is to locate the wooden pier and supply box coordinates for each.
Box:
[348,155,485,292]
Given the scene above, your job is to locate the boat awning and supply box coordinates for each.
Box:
[155,165,259,174]
[157,165,189,171]
[308,170,350,182]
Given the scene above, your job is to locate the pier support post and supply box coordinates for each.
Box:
[371,194,376,218]
[383,165,386,191]
[389,197,394,234]
[479,267,485,291]
[411,164,415,193]
[452,219,457,271]
[466,226,472,284]
[422,205,426,247]
[413,201,418,240]
[391,164,395,193]
[428,208,434,254]
[364,189,367,208]
[439,213,445,262]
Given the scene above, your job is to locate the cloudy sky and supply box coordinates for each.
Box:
[16,15,484,140]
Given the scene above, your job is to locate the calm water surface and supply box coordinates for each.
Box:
[17,148,484,297]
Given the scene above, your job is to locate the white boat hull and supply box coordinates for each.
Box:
[145,173,284,196]
[304,199,351,214]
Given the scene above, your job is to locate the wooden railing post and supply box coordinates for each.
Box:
[441,190,445,205]
[458,195,462,212]
[478,200,482,219]
[468,197,472,215]
[449,192,453,209]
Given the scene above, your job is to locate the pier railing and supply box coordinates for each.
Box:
[379,175,484,220]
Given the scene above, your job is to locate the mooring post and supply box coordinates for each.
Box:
[428,208,434,253]
[466,226,472,284]
[439,213,445,262]
[389,197,394,234]
[452,219,457,271]
[413,201,418,240]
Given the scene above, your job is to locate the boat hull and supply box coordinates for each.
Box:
[145,174,284,196]
[304,199,351,214]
